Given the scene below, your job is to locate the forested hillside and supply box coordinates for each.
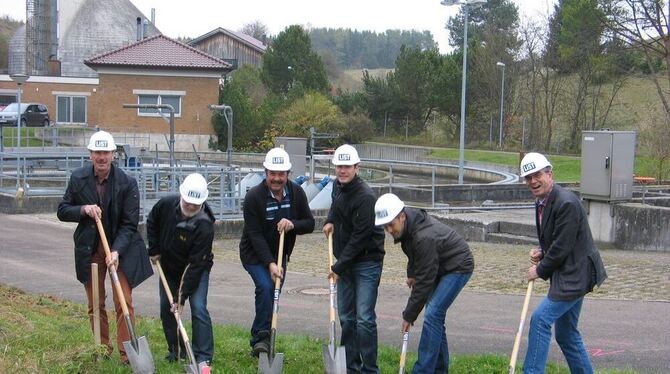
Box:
[309,28,436,69]
[0,16,23,73]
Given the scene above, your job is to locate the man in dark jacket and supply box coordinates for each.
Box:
[239,147,315,357]
[323,144,385,374]
[374,193,473,373]
[57,130,152,365]
[520,152,607,374]
[147,173,215,365]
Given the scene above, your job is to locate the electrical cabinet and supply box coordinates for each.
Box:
[580,131,636,201]
[275,137,307,177]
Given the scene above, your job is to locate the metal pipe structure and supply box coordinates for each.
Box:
[208,104,233,167]
[10,73,29,190]
[497,61,506,149]
[122,103,176,191]
[441,0,487,184]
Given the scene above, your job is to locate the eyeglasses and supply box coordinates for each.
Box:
[524,171,546,182]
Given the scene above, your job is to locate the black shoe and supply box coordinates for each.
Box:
[165,352,178,363]
[252,339,270,358]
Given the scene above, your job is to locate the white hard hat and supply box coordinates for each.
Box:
[520,152,552,178]
[87,131,116,151]
[263,148,292,171]
[179,173,209,205]
[332,144,361,166]
[374,193,405,226]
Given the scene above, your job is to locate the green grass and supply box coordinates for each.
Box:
[429,148,664,182]
[0,284,638,373]
[1,127,53,147]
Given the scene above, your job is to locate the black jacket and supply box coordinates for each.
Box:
[239,180,315,266]
[57,164,153,288]
[146,194,215,300]
[326,175,385,274]
[536,184,607,300]
[397,208,474,323]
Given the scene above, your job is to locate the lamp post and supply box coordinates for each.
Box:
[208,104,233,167]
[10,73,29,191]
[496,61,505,149]
[441,0,487,184]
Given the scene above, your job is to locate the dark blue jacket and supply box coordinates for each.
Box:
[146,194,215,300]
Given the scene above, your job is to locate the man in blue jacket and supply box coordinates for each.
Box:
[147,173,215,365]
[323,144,385,374]
[57,130,152,365]
[520,152,607,374]
[374,193,473,373]
[239,148,315,357]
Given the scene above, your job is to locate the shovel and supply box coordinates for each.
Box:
[322,232,347,374]
[508,279,534,374]
[258,231,286,374]
[399,331,409,374]
[155,262,202,374]
[95,218,155,374]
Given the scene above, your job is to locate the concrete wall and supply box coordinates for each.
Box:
[614,203,670,251]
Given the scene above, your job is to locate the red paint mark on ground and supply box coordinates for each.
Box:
[588,348,626,357]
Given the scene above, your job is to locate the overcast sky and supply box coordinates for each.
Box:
[2,0,556,53]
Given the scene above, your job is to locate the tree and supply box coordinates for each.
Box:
[240,20,269,44]
[274,91,340,137]
[599,0,670,126]
[261,25,329,95]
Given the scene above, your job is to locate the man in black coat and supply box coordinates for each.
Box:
[57,130,152,365]
[374,193,473,373]
[323,144,385,374]
[239,147,315,357]
[520,152,607,374]
[147,173,215,365]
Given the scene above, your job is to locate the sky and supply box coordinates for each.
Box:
[2,0,556,53]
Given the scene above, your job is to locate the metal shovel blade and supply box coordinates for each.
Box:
[122,336,155,374]
[258,352,284,374]
[184,362,200,374]
[322,344,347,374]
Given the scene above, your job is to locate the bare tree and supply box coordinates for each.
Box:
[599,0,670,125]
[240,20,269,44]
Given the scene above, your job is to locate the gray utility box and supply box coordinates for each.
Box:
[580,131,636,201]
[275,137,307,177]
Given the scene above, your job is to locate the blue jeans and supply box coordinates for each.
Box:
[159,270,213,363]
[413,272,471,374]
[523,296,593,374]
[337,260,383,374]
[243,260,287,346]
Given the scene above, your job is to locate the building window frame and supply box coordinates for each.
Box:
[55,95,88,124]
[133,89,184,118]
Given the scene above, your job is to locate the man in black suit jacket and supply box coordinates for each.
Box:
[519,152,607,374]
[58,130,153,365]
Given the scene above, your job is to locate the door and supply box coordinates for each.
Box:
[581,132,612,198]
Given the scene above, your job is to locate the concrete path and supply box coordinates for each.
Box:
[0,213,667,373]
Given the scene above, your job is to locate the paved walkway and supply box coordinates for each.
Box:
[0,213,668,373]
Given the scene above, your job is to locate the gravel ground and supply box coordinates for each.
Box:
[215,233,670,302]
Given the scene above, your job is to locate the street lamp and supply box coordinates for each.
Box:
[496,61,505,149]
[441,0,487,184]
[10,73,29,191]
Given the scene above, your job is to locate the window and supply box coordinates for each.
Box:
[56,96,87,124]
[136,93,182,117]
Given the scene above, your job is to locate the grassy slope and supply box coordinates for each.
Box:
[0,284,637,373]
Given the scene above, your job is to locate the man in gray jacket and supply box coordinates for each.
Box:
[520,152,607,374]
[374,193,473,373]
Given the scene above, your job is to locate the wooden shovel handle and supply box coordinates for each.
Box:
[509,279,534,374]
[270,231,285,329]
[155,262,191,344]
[95,218,131,317]
[327,232,336,323]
